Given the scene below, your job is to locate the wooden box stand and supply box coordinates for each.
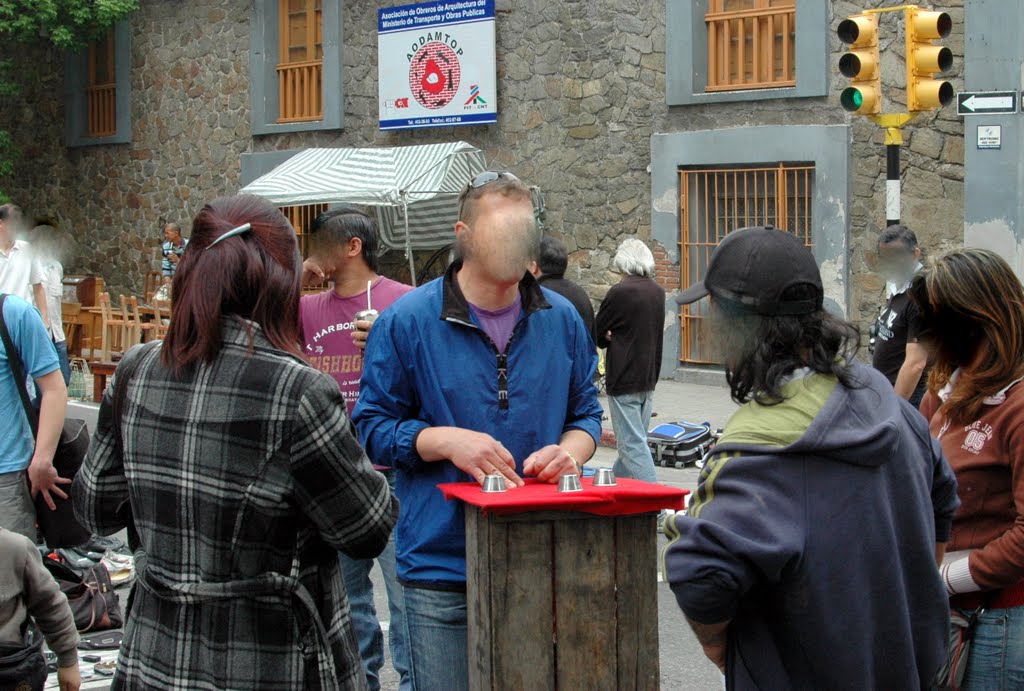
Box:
[465,508,660,690]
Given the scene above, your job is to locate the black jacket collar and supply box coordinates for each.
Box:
[441,259,551,324]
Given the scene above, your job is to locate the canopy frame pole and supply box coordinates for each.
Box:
[401,191,416,287]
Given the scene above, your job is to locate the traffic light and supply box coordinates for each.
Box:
[837,14,880,115]
[905,7,953,112]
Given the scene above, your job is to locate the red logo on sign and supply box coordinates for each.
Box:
[395,98,409,108]
[409,42,461,110]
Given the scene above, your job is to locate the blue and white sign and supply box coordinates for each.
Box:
[378,0,497,131]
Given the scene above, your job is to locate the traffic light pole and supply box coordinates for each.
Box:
[869,113,916,228]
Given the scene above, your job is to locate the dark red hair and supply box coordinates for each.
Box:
[162,195,302,373]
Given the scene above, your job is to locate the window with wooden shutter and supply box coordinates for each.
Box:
[277,0,323,123]
[705,0,796,92]
[87,30,117,137]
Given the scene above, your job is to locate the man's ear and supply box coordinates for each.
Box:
[347,236,363,259]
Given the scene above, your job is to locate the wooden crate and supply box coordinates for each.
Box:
[466,508,660,690]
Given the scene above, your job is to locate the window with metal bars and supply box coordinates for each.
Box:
[281,203,329,260]
[277,0,323,123]
[705,0,796,92]
[87,29,117,137]
[678,163,814,365]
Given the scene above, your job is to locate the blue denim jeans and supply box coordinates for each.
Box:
[339,537,410,691]
[340,469,410,691]
[963,603,1024,690]
[53,339,70,385]
[609,390,658,483]
[403,586,468,691]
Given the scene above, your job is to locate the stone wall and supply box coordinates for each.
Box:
[0,0,965,339]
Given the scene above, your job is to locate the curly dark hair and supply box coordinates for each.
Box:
[711,285,862,406]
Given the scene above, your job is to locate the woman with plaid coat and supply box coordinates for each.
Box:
[73,195,398,690]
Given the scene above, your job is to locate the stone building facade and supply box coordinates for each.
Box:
[0,0,966,374]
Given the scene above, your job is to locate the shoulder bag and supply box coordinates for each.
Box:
[0,294,91,549]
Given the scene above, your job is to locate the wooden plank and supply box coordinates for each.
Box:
[554,516,618,689]
[466,506,494,690]
[490,520,555,689]
[615,514,660,691]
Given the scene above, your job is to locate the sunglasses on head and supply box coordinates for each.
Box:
[459,172,520,219]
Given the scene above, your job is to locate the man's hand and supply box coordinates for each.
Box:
[416,427,524,488]
[604,330,612,341]
[168,252,179,264]
[302,258,328,287]
[351,319,373,350]
[58,662,81,691]
[522,445,579,483]
[686,618,730,674]
[28,456,71,510]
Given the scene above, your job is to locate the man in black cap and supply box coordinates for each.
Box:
[663,226,958,689]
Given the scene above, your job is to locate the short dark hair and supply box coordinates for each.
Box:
[712,284,862,405]
[537,236,568,277]
[0,204,22,223]
[309,205,379,272]
[878,224,918,250]
[162,195,302,373]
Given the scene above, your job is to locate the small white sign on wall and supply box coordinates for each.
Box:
[977,125,1002,150]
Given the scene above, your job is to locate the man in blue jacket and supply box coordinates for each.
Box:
[666,226,959,689]
[354,172,602,691]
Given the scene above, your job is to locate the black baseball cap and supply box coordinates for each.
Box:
[675,225,823,316]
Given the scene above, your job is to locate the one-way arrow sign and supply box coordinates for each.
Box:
[957,91,1018,115]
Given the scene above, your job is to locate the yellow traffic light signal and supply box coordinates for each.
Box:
[838,14,880,115]
[905,7,954,112]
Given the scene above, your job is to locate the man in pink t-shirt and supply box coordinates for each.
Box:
[299,206,413,691]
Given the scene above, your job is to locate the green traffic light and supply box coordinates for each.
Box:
[841,87,863,112]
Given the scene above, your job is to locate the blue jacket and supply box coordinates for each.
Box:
[663,365,959,690]
[353,262,603,586]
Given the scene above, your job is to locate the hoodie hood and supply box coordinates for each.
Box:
[716,363,901,468]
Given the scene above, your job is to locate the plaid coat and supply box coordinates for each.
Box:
[73,319,397,690]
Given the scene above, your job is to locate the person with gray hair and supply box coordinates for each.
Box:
[596,238,666,505]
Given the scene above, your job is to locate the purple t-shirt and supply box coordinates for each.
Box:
[299,276,413,416]
[470,293,522,353]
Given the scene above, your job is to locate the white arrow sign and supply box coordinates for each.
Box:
[961,94,1013,111]
[957,91,1018,115]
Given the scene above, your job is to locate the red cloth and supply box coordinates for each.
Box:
[438,477,689,517]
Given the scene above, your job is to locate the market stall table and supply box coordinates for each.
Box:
[440,477,688,690]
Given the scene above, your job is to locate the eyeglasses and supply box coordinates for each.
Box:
[208,222,252,249]
[467,171,519,189]
[458,172,520,218]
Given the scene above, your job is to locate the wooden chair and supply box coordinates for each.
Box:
[118,295,142,348]
[149,298,171,340]
[61,303,83,357]
[127,296,155,343]
[143,270,163,303]
[98,292,128,362]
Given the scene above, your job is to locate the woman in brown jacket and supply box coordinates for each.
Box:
[912,248,1024,689]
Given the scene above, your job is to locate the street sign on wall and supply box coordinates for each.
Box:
[957,91,1018,115]
[378,0,497,131]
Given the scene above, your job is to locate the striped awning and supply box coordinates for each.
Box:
[240,142,485,250]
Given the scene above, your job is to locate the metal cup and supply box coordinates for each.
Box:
[593,467,617,486]
[481,474,508,493]
[557,473,583,493]
[354,309,379,328]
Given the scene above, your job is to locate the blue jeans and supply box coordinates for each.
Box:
[340,469,410,691]
[963,604,1024,690]
[53,339,70,385]
[609,390,658,483]
[339,537,410,691]
[403,586,467,691]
